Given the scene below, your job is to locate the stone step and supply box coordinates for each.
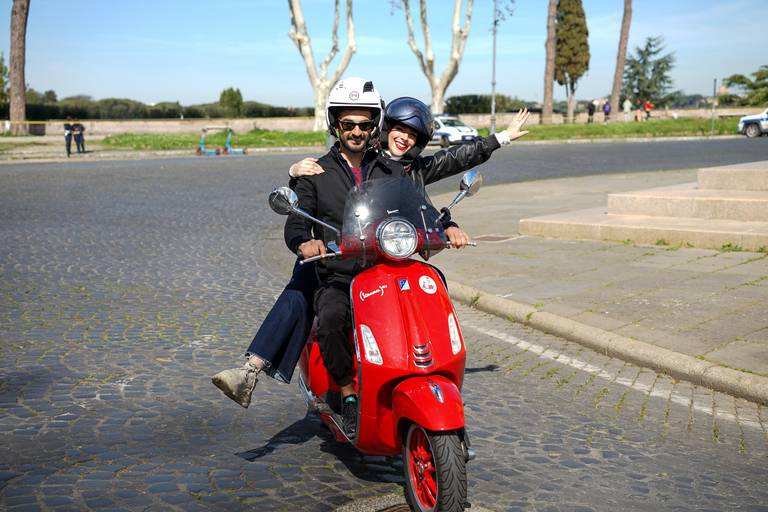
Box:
[518,206,768,251]
[608,183,768,222]
[698,161,768,191]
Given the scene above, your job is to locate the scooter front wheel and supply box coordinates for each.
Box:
[403,422,466,512]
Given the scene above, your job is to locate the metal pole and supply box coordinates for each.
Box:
[490,0,498,135]
[711,78,716,138]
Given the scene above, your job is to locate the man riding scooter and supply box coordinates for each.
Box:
[284,78,409,435]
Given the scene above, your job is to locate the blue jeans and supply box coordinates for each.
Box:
[244,260,319,383]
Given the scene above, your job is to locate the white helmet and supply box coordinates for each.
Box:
[325,77,385,139]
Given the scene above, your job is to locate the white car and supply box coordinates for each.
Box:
[737,107,768,138]
[430,115,478,147]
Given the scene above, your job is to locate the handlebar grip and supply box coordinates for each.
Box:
[298,251,337,266]
[445,241,478,248]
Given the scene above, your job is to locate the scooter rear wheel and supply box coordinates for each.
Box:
[403,422,466,512]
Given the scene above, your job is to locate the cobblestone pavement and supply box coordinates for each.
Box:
[1,158,767,511]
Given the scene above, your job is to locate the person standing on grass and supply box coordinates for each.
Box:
[63,116,73,157]
[72,118,86,153]
[603,101,611,123]
[623,97,632,123]
[644,100,653,121]
[587,101,595,123]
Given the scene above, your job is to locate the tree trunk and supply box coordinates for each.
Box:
[10,0,30,136]
[566,81,576,124]
[399,0,473,114]
[609,0,631,121]
[288,0,356,131]
[313,83,332,132]
[541,0,557,124]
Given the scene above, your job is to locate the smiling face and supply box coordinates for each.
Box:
[387,123,418,157]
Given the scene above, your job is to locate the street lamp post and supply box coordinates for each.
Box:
[490,0,498,135]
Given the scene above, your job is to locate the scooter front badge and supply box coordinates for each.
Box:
[419,276,437,294]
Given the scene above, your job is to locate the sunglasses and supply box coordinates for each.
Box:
[339,120,375,132]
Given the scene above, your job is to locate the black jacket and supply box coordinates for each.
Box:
[403,134,502,188]
[284,145,407,278]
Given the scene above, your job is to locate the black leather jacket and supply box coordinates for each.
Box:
[401,134,502,188]
[284,145,407,278]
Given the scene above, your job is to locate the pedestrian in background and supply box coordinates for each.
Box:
[587,101,595,123]
[72,118,86,153]
[644,100,653,121]
[603,101,611,123]
[636,101,643,122]
[63,116,73,157]
[622,97,632,122]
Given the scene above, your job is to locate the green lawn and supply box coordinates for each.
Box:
[102,128,326,151]
[52,117,743,152]
[477,117,738,140]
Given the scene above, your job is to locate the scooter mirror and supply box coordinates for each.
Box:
[460,170,482,197]
[269,187,298,215]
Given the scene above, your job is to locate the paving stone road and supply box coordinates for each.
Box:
[1,157,767,511]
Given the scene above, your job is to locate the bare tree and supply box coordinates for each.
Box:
[609,0,631,120]
[288,0,356,131]
[10,0,30,135]
[392,0,473,114]
[541,0,557,124]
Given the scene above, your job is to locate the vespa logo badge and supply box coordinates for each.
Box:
[360,285,387,301]
[398,279,410,291]
[419,276,437,294]
[428,378,444,403]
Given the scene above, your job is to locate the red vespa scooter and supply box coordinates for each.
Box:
[269,171,482,512]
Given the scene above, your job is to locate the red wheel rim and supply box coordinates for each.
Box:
[408,426,437,509]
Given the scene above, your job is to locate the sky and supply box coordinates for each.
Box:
[1,0,766,108]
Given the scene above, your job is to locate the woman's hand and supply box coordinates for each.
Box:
[289,158,324,178]
[445,226,471,249]
[505,108,531,141]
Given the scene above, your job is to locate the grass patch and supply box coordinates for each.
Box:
[93,116,739,152]
[477,117,738,140]
[102,128,326,151]
[718,243,743,253]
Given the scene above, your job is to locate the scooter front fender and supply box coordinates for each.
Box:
[392,375,465,433]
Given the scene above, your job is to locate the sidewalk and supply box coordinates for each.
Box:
[432,169,768,405]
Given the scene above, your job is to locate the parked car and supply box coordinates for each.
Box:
[430,115,479,147]
[737,108,768,138]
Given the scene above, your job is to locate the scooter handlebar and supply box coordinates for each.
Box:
[297,245,339,266]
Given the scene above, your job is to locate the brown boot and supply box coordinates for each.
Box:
[211,362,260,408]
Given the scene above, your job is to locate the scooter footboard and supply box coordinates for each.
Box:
[392,375,465,433]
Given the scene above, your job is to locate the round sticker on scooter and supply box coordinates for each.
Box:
[419,276,437,294]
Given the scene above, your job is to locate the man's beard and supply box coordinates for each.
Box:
[339,132,371,153]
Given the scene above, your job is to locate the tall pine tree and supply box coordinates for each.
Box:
[554,0,589,124]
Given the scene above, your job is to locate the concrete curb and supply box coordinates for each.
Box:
[447,280,768,405]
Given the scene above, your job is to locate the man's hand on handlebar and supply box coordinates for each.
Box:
[299,239,327,263]
[445,226,471,249]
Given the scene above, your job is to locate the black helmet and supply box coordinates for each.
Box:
[380,97,435,161]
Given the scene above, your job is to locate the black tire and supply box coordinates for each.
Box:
[243,148,248,154]
[402,422,466,512]
[745,123,761,138]
[440,135,450,148]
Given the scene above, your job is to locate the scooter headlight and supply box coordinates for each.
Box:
[376,218,417,260]
[360,324,383,365]
[448,313,462,355]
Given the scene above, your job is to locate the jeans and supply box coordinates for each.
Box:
[244,259,319,383]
